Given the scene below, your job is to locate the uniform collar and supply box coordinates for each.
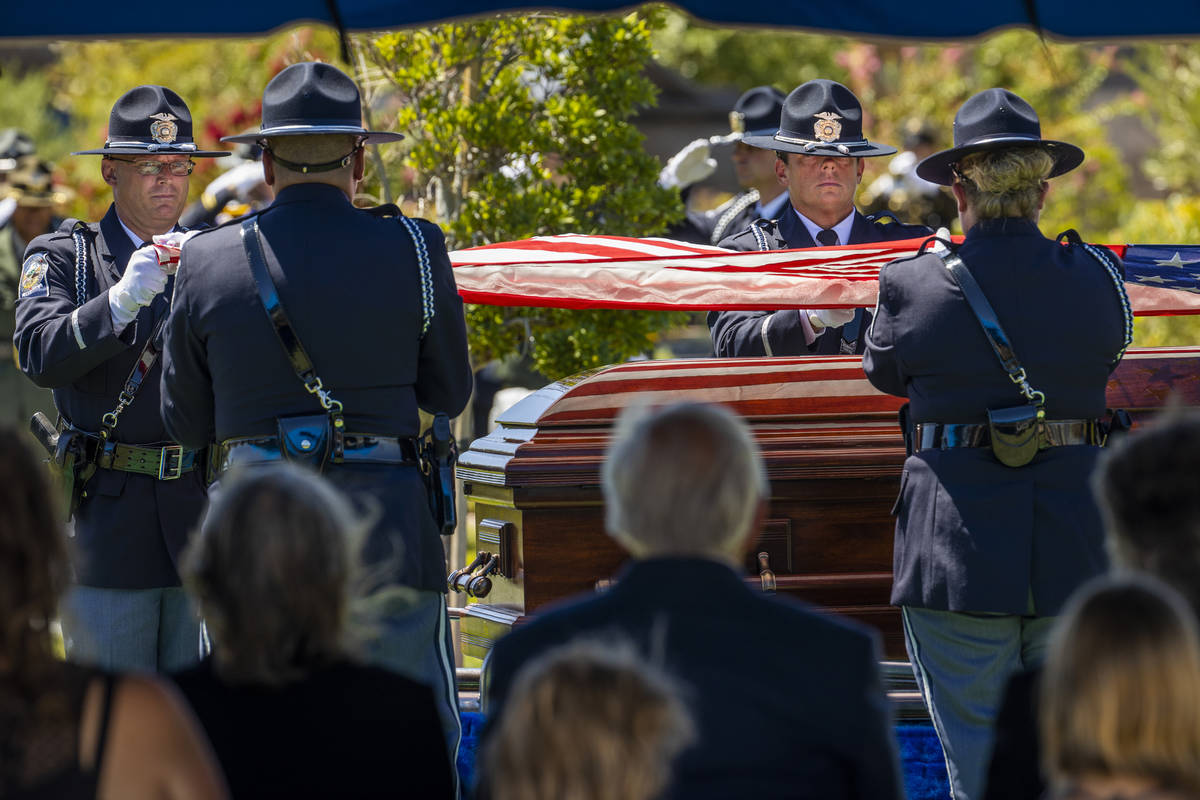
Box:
[965,217,1043,240]
[271,181,353,207]
[793,205,856,245]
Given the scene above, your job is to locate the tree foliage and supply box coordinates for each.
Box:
[360,10,688,378]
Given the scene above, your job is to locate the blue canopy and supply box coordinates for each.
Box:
[4,0,1200,40]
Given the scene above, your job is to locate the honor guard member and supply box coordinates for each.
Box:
[661,86,789,246]
[863,89,1131,800]
[3,143,63,429]
[159,62,473,773]
[707,80,931,358]
[13,87,229,673]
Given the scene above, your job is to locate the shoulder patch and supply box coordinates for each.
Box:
[19,253,50,299]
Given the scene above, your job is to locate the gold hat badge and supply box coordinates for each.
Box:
[813,112,842,143]
[149,113,179,144]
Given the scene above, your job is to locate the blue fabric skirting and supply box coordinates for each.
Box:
[459,712,950,799]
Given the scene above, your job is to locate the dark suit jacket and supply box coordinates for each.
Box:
[14,205,204,588]
[482,558,904,800]
[864,218,1128,614]
[708,208,931,357]
[161,183,472,591]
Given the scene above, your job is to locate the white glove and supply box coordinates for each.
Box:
[659,138,717,190]
[203,160,266,204]
[928,227,952,253]
[109,245,169,331]
[807,308,857,331]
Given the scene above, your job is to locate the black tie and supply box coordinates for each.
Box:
[816,228,839,247]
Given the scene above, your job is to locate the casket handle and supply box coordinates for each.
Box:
[448,551,499,598]
[758,551,776,594]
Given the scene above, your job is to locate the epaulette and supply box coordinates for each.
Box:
[365,203,403,219]
[865,210,901,226]
[188,207,267,237]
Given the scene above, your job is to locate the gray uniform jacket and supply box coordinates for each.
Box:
[160,183,472,592]
[708,208,931,357]
[14,206,205,588]
[863,218,1129,615]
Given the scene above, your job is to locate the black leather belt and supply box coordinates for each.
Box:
[914,420,1102,452]
[217,433,419,473]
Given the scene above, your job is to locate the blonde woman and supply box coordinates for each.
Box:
[864,88,1132,800]
[1041,574,1200,799]
[0,427,226,800]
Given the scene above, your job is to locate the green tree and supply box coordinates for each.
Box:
[361,10,688,379]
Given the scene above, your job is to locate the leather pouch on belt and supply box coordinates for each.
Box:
[277,413,331,471]
[987,404,1041,468]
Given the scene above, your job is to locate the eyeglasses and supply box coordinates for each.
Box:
[106,157,195,176]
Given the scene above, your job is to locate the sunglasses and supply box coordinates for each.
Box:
[106,157,195,176]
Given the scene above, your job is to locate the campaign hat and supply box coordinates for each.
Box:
[73,85,229,158]
[916,88,1084,186]
[727,86,786,138]
[0,129,36,173]
[743,79,896,158]
[223,62,403,146]
[3,158,71,207]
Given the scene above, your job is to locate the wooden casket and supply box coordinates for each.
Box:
[453,347,1200,664]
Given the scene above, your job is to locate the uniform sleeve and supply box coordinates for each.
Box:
[862,261,908,397]
[160,254,216,449]
[13,238,134,388]
[708,308,817,357]
[414,221,473,416]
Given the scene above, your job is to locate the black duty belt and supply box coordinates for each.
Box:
[217,433,419,473]
[914,420,1102,452]
[101,442,199,480]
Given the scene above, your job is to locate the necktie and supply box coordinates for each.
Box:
[816,228,839,247]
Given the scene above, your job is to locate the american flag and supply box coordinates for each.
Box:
[449,234,1200,316]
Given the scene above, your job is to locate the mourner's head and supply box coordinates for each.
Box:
[1040,575,1200,796]
[1093,411,1200,618]
[742,79,895,229]
[602,402,768,563]
[481,638,695,800]
[224,62,403,198]
[727,86,786,194]
[916,88,1084,230]
[74,85,228,240]
[182,462,367,685]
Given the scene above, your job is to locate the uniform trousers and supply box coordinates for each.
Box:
[60,584,204,673]
[902,603,1055,800]
[363,588,462,798]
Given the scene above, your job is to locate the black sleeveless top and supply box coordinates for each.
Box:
[0,661,115,799]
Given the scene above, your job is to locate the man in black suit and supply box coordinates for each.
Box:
[481,401,903,800]
[159,62,472,775]
[708,79,931,358]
